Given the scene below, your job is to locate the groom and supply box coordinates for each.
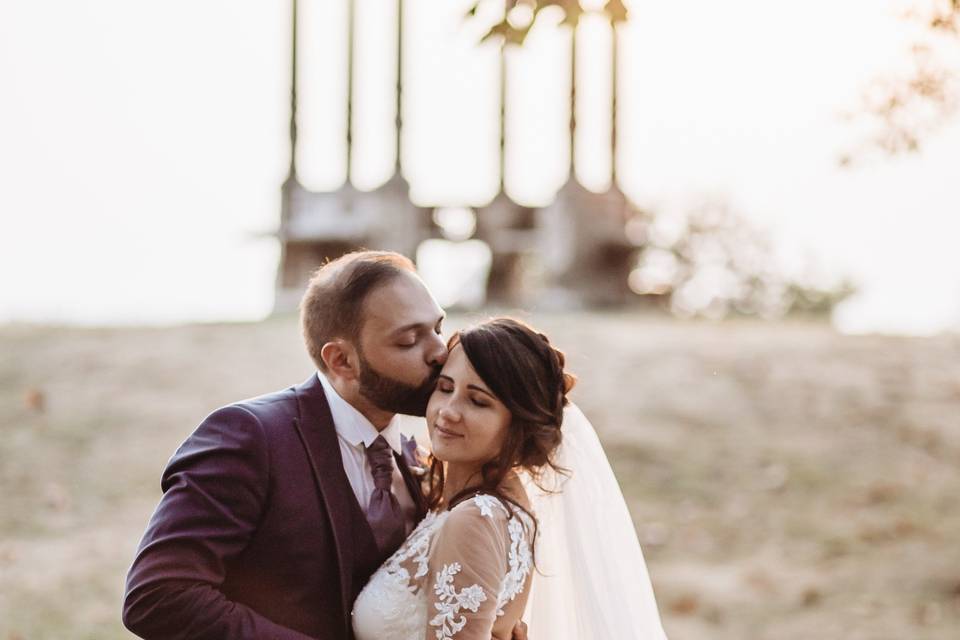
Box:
[123,251,526,640]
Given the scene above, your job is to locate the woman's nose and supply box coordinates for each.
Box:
[438,405,461,423]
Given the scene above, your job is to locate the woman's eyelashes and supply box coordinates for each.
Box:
[436,380,490,408]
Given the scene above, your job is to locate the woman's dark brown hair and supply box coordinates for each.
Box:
[424,317,576,556]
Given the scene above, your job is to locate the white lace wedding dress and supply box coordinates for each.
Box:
[352,494,533,640]
[354,404,669,640]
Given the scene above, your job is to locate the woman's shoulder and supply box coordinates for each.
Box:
[448,493,512,523]
[445,493,534,533]
[435,495,522,562]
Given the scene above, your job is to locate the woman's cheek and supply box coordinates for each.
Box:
[425,393,440,419]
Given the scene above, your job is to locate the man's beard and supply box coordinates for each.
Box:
[357,352,440,417]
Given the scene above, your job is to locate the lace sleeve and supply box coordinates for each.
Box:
[424,496,510,640]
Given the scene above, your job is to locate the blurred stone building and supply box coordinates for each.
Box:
[275,1,637,312]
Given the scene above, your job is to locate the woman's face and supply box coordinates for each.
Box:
[426,344,511,468]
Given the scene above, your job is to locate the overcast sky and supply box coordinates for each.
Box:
[1,0,958,333]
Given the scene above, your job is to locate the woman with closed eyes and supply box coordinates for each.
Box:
[351,317,667,640]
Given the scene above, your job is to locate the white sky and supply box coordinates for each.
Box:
[1,0,958,333]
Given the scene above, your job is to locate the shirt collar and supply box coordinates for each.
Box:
[317,372,403,454]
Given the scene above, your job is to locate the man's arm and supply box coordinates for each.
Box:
[122,405,315,640]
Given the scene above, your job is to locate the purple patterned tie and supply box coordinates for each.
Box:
[364,436,406,556]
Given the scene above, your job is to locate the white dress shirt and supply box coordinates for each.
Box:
[317,372,418,533]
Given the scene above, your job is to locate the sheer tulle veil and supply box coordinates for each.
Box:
[520,403,668,639]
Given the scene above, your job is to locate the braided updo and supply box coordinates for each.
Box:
[424,317,576,519]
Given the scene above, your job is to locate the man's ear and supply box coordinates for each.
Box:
[320,339,359,381]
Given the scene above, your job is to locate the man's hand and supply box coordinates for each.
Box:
[510,620,528,640]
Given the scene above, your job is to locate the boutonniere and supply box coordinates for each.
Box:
[401,436,429,477]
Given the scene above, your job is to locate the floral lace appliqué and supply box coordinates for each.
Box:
[496,515,533,616]
[429,562,488,639]
[472,494,504,518]
[470,494,533,618]
[382,510,446,589]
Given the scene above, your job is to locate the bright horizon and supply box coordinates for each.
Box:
[1,0,958,334]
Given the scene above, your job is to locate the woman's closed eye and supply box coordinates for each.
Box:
[436,386,489,408]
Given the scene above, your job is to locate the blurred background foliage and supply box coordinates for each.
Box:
[473,0,960,161]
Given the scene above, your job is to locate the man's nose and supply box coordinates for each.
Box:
[426,332,447,366]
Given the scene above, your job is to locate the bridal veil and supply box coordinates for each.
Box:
[521,403,668,639]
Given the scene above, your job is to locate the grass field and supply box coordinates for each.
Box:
[2,311,959,639]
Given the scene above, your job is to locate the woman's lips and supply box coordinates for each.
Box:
[434,425,463,439]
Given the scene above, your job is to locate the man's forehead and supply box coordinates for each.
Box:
[362,274,443,331]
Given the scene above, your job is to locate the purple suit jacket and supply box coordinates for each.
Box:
[123,374,428,640]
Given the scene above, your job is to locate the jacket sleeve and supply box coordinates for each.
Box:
[122,405,316,640]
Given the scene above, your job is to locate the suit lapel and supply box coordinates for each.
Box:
[291,374,358,632]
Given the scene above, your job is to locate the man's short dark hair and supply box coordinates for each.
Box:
[300,250,416,372]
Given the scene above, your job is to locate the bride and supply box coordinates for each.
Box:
[352,318,668,640]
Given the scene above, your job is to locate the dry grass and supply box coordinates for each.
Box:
[2,312,959,639]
